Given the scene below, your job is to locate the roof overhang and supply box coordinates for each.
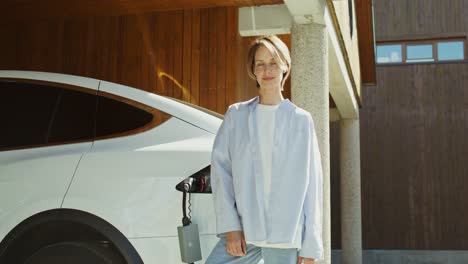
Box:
[326,3,360,119]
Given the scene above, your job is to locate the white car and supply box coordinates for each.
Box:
[0,71,222,264]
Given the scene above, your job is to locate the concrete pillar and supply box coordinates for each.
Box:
[340,118,362,264]
[291,23,330,264]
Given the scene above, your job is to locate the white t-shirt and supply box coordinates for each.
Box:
[245,103,302,249]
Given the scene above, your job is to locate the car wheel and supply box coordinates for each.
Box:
[0,209,143,264]
[24,240,126,264]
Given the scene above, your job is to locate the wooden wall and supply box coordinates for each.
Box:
[0,7,289,114]
[0,0,284,20]
[350,0,468,250]
[374,0,468,41]
[361,63,468,249]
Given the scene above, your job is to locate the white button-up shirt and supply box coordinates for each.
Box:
[211,96,324,260]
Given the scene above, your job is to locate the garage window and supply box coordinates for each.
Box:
[377,38,466,64]
[376,44,403,63]
[406,44,434,63]
[437,41,465,61]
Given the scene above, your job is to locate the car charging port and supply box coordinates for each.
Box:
[175,166,211,263]
[175,166,212,194]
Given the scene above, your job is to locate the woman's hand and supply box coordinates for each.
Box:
[297,256,315,264]
[225,231,247,257]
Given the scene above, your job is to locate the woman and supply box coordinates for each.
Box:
[206,35,323,264]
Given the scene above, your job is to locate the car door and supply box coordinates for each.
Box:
[0,78,98,241]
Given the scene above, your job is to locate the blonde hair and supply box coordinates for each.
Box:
[247,35,291,89]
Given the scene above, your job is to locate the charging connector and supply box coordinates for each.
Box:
[177,191,202,263]
[177,223,202,263]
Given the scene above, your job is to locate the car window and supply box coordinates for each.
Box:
[0,80,97,151]
[95,93,171,139]
[48,88,97,143]
[0,79,172,149]
[0,81,60,150]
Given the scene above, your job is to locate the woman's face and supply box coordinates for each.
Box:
[254,45,284,91]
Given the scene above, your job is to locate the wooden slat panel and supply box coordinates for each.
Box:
[157,12,169,96]
[62,19,89,76]
[173,11,184,100]
[0,6,255,117]
[0,6,247,115]
[226,7,238,107]
[166,12,175,98]
[198,8,210,109]
[190,9,201,105]
[182,10,192,102]
[149,13,163,124]
[359,63,468,249]
[216,8,227,113]
[119,16,136,88]
[240,36,258,100]
[0,23,17,69]
[355,0,376,85]
[374,0,468,40]
[147,13,159,93]
[208,8,218,112]
[0,0,284,20]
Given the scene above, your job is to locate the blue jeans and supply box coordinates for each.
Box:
[205,238,298,264]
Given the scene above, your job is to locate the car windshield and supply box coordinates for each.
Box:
[164,96,224,120]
